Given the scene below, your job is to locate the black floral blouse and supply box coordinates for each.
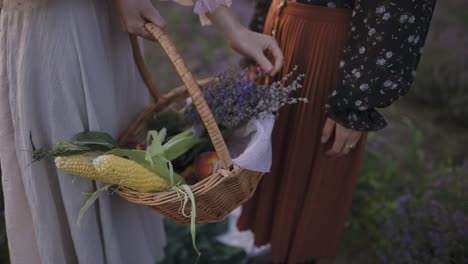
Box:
[249,0,437,131]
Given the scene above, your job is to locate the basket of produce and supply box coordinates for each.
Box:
[32,23,306,227]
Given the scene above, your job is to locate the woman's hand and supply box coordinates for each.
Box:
[321,118,363,157]
[207,6,283,76]
[113,0,165,41]
[229,28,283,76]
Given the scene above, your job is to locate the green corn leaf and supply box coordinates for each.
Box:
[31,131,117,162]
[152,155,177,186]
[106,149,147,164]
[32,142,93,161]
[158,128,167,143]
[146,130,165,165]
[72,131,119,149]
[163,129,206,161]
[164,129,193,145]
[164,136,206,161]
[77,184,112,226]
[55,142,91,152]
[155,154,177,186]
[173,184,201,259]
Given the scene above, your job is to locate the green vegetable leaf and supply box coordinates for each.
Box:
[158,128,167,143]
[146,130,165,165]
[55,142,91,152]
[164,137,205,161]
[163,129,206,161]
[172,184,201,259]
[157,154,176,186]
[106,149,147,164]
[182,184,200,259]
[165,129,193,145]
[143,129,188,185]
[31,131,117,162]
[72,131,119,149]
[32,141,93,162]
[77,184,112,226]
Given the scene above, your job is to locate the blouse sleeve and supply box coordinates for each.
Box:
[326,0,437,131]
[172,0,232,25]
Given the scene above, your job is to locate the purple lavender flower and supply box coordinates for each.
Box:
[381,256,388,264]
[396,195,411,216]
[184,67,307,129]
[370,140,382,150]
[397,195,411,205]
[384,218,393,232]
[453,211,463,221]
[379,168,468,264]
[432,178,445,189]
[431,199,441,208]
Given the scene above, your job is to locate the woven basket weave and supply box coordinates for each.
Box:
[115,23,265,225]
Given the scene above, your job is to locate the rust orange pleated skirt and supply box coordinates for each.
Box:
[238,1,368,263]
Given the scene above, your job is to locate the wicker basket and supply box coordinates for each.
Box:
[115,23,265,225]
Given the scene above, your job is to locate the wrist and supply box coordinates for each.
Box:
[206,6,246,41]
[227,26,249,43]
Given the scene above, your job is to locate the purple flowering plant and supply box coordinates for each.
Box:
[380,166,468,264]
[346,119,468,264]
[184,67,308,130]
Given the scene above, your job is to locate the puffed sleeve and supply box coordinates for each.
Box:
[173,0,232,25]
[326,0,437,131]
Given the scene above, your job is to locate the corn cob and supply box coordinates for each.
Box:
[93,155,170,192]
[55,154,99,179]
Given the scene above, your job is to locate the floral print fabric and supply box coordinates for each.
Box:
[249,0,437,131]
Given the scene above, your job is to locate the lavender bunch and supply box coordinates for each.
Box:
[379,169,468,264]
[184,67,308,129]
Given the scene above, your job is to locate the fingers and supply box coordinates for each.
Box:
[115,0,165,41]
[141,6,166,29]
[228,30,283,75]
[341,131,362,156]
[266,38,284,76]
[325,121,363,157]
[321,118,336,144]
[326,125,350,157]
[133,25,156,41]
[251,50,274,75]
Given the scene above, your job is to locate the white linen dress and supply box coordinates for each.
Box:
[0,0,168,263]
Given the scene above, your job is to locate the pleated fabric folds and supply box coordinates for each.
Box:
[238,2,368,262]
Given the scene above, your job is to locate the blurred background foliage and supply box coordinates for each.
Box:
[410,0,468,127]
[0,0,467,263]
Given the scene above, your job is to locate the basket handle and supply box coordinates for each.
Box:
[143,23,233,169]
[130,34,162,102]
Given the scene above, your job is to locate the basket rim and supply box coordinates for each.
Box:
[115,165,263,206]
